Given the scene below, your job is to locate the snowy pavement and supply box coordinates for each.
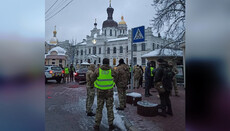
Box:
[45,81,126,131]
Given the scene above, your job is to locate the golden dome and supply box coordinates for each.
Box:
[119,16,126,25]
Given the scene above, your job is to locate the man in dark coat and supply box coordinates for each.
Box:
[144,62,153,97]
[154,58,174,117]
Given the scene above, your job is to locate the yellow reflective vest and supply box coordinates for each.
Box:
[150,67,154,77]
[94,68,115,90]
[64,67,69,74]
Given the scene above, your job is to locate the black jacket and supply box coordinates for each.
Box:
[154,63,174,91]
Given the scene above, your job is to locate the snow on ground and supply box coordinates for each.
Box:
[91,90,127,131]
[126,92,142,97]
[137,100,158,107]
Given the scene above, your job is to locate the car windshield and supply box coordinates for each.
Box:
[51,67,62,71]
[78,68,88,73]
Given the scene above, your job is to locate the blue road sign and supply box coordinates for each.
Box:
[132,26,145,43]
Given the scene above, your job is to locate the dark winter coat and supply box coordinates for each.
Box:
[145,62,151,87]
[154,63,174,91]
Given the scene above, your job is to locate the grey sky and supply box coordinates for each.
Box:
[45,0,157,42]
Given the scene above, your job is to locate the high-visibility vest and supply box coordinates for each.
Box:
[94,68,115,90]
[64,67,69,74]
[150,67,154,77]
[129,67,132,72]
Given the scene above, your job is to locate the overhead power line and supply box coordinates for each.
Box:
[46,0,74,21]
[45,0,59,14]
[46,0,66,18]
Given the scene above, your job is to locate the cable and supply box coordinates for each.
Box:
[45,0,59,14]
[46,0,67,18]
[46,0,73,21]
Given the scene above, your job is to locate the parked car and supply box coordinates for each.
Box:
[176,65,184,84]
[45,65,63,83]
[75,67,88,82]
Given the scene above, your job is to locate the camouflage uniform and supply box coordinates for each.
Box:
[86,64,95,113]
[171,66,179,95]
[116,63,130,109]
[133,66,142,89]
[91,64,117,126]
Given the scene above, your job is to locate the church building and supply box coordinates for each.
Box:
[75,1,168,67]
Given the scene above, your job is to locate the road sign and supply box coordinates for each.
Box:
[132,26,145,43]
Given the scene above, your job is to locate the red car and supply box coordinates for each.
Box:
[75,67,88,82]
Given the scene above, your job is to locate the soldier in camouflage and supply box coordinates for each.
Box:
[115,59,130,110]
[86,64,96,116]
[168,61,179,96]
[91,58,117,130]
[133,65,142,89]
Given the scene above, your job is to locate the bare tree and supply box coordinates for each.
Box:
[152,0,185,49]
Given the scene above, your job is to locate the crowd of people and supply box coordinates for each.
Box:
[82,58,179,130]
[58,57,179,130]
[59,63,76,83]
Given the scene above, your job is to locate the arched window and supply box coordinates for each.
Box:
[115,30,117,36]
[113,47,116,54]
[107,47,110,54]
[81,50,83,55]
[99,47,101,54]
[113,58,116,65]
[110,29,112,36]
[120,46,123,53]
[93,47,96,54]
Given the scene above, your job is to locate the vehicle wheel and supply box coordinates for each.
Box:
[45,77,47,83]
[56,78,61,83]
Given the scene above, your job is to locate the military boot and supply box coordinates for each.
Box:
[116,107,124,110]
[158,106,167,117]
[93,125,99,131]
[109,124,115,130]
[87,112,95,116]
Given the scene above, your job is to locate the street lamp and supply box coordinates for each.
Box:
[92,39,96,45]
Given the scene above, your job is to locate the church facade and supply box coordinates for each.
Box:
[75,3,168,67]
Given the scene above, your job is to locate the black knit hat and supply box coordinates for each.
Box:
[103,58,109,65]
[119,59,124,64]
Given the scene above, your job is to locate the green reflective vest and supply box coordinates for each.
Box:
[150,67,154,77]
[64,67,69,74]
[94,68,115,90]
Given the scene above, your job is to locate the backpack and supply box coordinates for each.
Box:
[162,67,174,81]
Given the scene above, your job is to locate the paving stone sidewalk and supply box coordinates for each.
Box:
[123,85,185,131]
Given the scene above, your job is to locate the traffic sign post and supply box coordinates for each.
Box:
[131,26,145,90]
